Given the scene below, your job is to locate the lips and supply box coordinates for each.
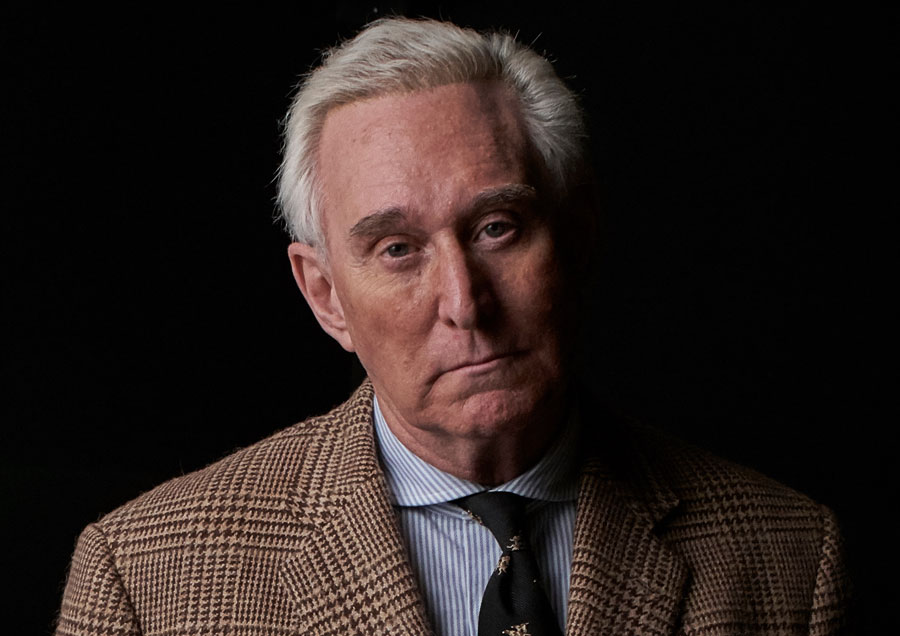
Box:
[443,352,518,374]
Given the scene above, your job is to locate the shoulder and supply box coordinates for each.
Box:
[623,422,829,529]
[581,409,843,571]
[57,382,383,634]
[610,421,851,624]
[585,418,852,630]
[92,381,376,550]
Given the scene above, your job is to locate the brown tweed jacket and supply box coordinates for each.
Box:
[57,381,851,635]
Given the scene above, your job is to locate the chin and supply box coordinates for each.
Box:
[445,384,556,439]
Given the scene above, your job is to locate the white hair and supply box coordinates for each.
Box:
[276,17,588,247]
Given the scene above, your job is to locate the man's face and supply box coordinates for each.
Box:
[293,81,570,465]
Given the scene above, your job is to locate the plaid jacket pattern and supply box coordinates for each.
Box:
[57,381,851,635]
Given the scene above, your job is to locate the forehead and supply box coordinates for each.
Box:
[316,82,533,241]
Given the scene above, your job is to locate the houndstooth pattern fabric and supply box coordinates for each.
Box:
[56,381,852,635]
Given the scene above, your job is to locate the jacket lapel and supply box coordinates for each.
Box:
[276,382,688,635]
[278,382,433,635]
[566,424,689,636]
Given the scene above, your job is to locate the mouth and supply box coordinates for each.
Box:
[442,352,519,376]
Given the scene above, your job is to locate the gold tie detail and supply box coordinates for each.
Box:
[454,492,562,636]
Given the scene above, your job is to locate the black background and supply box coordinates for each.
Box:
[3,3,890,633]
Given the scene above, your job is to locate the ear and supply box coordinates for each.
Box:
[287,242,355,352]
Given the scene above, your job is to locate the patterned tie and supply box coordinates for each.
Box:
[455,492,563,636]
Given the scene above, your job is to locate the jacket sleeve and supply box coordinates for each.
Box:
[56,523,142,636]
[808,506,853,636]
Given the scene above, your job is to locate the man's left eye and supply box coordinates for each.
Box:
[481,222,512,239]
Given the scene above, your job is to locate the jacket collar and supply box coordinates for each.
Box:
[279,382,687,635]
[565,414,689,635]
[278,381,433,635]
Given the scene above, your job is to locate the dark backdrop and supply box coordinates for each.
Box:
[3,3,888,633]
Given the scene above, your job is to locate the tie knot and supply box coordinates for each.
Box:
[455,492,530,549]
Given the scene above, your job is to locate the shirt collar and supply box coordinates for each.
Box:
[373,395,581,508]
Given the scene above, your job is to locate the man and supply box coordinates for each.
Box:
[57,18,851,636]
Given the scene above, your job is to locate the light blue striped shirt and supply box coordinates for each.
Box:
[372,397,580,635]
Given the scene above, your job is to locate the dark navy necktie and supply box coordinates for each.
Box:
[455,492,563,636]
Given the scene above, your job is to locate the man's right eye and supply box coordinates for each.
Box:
[385,242,411,258]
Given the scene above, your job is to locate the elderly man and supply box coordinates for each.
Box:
[57,18,851,636]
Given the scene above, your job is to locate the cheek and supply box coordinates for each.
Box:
[502,242,563,318]
[340,279,433,361]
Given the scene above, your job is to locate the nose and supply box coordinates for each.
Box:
[435,242,488,330]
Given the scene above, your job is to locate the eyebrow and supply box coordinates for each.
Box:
[348,207,409,242]
[347,183,539,243]
[469,184,538,211]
